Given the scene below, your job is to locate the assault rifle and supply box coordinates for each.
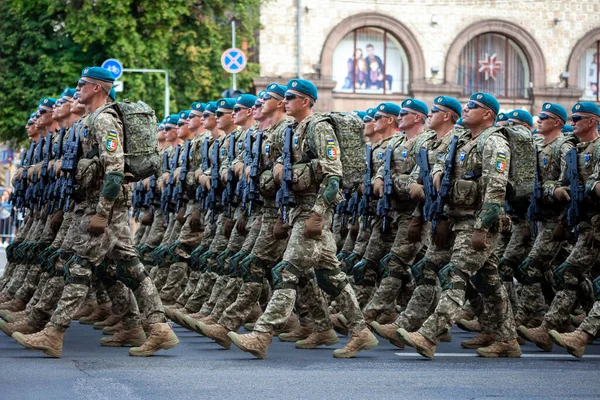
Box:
[61,122,83,212]
[238,129,253,213]
[221,133,237,217]
[173,139,191,212]
[47,129,65,214]
[161,144,181,222]
[376,145,393,232]
[430,135,459,236]
[206,139,220,222]
[14,143,35,212]
[37,133,53,210]
[526,151,543,235]
[195,138,210,210]
[357,143,373,230]
[246,130,263,217]
[275,125,295,224]
[564,147,585,239]
[416,146,436,221]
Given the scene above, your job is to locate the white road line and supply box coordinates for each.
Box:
[395,352,600,359]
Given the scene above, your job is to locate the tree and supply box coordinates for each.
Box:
[0,0,262,144]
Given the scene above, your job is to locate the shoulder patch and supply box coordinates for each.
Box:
[496,152,507,173]
[106,130,118,152]
[326,139,338,161]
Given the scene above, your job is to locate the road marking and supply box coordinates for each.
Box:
[395,352,600,359]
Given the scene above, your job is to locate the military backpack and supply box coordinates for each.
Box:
[308,112,366,190]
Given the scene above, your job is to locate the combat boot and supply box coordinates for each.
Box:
[244,303,262,324]
[571,313,586,328]
[370,321,404,349]
[456,318,481,332]
[0,297,26,312]
[12,325,65,358]
[93,314,123,330]
[129,323,179,357]
[295,329,339,349]
[173,309,190,328]
[243,322,255,331]
[100,326,147,347]
[163,305,179,321]
[331,313,349,336]
[73,300,97,320]
[0,309,27,323]
[397,328,436,360]
[549,328,590,358]
[102,321,124,335]
[439,330,452,342]
[377,311,399,325]
[454,308,475,324]
[476,339,522,358]
[278,323,313,342]
[228,331,272,359]
[0,293,11,303]
[461,332,495,349]
[79,303,112,325]
[333,327,379,358]
[0,318,38,337]
[274,313,300,335]
[517,325,552,351]
[203,323,232,349]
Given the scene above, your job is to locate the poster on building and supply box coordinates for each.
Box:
[331,27,409,94]
[578,47,598,100]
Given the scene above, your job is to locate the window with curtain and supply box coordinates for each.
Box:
[577,41,600,101]
[332,27,409,94]
[456,33,530,98]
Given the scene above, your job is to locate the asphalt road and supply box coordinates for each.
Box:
[1,320,600,399]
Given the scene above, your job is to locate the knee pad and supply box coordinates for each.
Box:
[94,261,117,287]
[470,269,501,297]
[216,249,235,275]
[344,252,361,274]
[516,257,543,285]
[315,268,347,298]
[229,250,249,277]
[438,263,470,292]
[499,257,518,282]
[189,245,206,271]
[271,261,302,290]
[410,257,438,286]
[352,259,376,286]
[115,257,149,291]
[380,252,411,281]
[166,241,182,263]
[198,250,216,272]
[63,255,94,286]
[553,262,584,291]
[240,254,261,282]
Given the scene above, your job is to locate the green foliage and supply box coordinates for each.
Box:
[0,0,262,144]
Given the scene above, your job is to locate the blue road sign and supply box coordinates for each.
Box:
[221,48,247,74]
[102,58,124,80]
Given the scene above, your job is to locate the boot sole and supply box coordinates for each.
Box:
[228,333,267,359]
[517,327,553,351]
[295,338,339,349]
[333,336,379,358]
[129,336,180,357]
[278,335,309,342]
[476,349,522,358]
[397,329,434,359]
[461,341,494,349]
[456,320,481,332]
[213,336,232,350]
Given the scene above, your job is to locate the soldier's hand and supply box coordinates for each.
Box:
[189,210,202,232]
[408,183,425,202]
[373,178,384,198]
[161,172,170,186]
[432,172,442,192]
[176,207,186,224]
[471,229,489,251]
[433,219,451,248]
[273,164,284,185]
[88,213,108,235]
[173,167,181,182]
[236,213,248,235]
[273,216,290,240]
[50,211,64,233]
[224,219,235,239]
[554,187,571,203]
[141,212,154,226]
[244,165,251,180]
[407,216,423,243]
[142,177,150,191]
[221,168,229,184]
[233,162,244,179]
[194,168,204,182]
[199,175,211,190]
[53,160,62,176]
[304,212,324,238]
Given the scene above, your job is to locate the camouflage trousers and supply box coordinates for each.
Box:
[183,271,218,313]
[419,218,517,343]
[133,221,148,246]
[363,213,425,323]
[175,269,201,307]
[514,221,562,326]
[254,208,366,335]
[542,222,600,331]
[579,300,600,336]
[28,274,65,329]
[49,205,165,331]
[14,263,43,303]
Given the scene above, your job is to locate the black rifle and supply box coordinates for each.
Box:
[237,129,254,214]
[173,139,191,212]
[47,128,66,214]
[14,143,35,212]
[195,138,210,210]
[430,135,459,236]
[37,133,53,210]
[132,181,145,220]
[221,133,237,217]
[246,130,263,217]
[161,144,181,222]
[275,125,295,224]
[526,151,543,233]
[61,122,83,211]
[565,147,584,239]
[346,189,359,225]
[416,146,436,221]
[26,137,44,210]
[206,139,220,222]
[376,145,393,232]
[357,143,373,230]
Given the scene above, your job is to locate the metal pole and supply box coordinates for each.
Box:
[297,0,302,78]
[232,19,237,90]
[122,68,170,118]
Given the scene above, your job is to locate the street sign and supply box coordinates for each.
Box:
[114,81,124,93]
[221,48,247,74]
[102,58,124,80]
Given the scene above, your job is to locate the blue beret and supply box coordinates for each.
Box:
[432,96,462,117]
[376,102,401,118]
[265,83,286,99]
[257,90,267,99]
[287,79,318,102]
[217,98,236,112]
[179,110,191,120]
[561,125,574,133]
[401,98,428,117]
[81,66,115,83]
[540,102,567,123]
[158,123,165,130]
[236,94,258,108]
[496,112,509,123]
[508,109,533,127]
[454,117,466,128]
[354,111,367,121]
[572,101,600,118]
[30,112,37,119]
[108,87,116,102]
[470,92,500,115]
[165,114,180,126]
[60,88,76,100]
[205,101,218,114]
[38,98,57,108]
[364,107,377,121]
[190,102,206,114]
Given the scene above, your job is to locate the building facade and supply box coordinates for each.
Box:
[254,0,600,114]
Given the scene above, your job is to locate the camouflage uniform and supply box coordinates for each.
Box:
[418,127,517,344]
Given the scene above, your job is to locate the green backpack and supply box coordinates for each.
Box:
[91,100,160,181]
[477,125,537,202]
[308,112,366,190]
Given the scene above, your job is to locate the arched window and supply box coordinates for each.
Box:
[331,27,409,94]
[576,40,599,101]
[456,33,531,98]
